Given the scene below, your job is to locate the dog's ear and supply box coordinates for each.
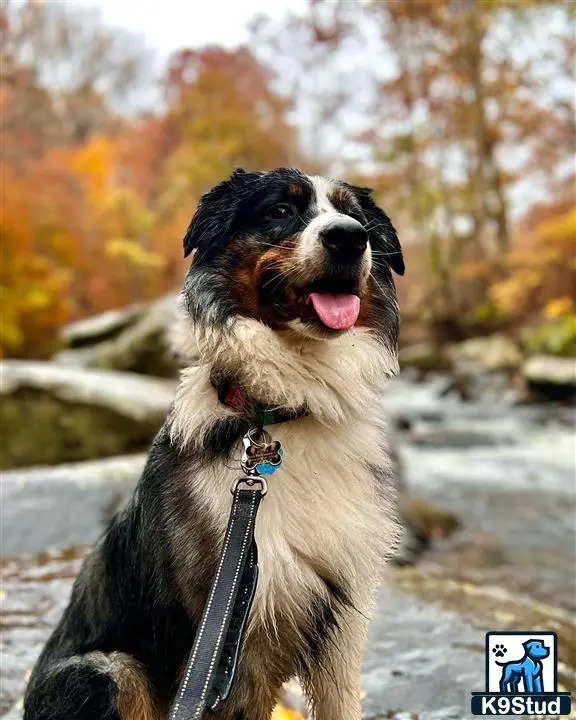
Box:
[346,184,404,276]
[183,168,258,259]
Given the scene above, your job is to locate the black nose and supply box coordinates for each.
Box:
[320,217,368,261]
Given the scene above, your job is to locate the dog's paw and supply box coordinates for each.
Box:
[492,644,507,658]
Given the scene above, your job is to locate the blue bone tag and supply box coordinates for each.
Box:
[256,449,284,475]
[241,429,283,476]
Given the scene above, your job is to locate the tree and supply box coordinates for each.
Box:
[1,9,300,357]
[1,0,152,153]
[251,0,575,340]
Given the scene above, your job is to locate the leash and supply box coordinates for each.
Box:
[169,425,284,720]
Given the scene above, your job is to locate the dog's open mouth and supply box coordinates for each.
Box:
[263,273,362,330]
[292,286,360,330]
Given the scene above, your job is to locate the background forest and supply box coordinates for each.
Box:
[1,3,575,718]
[2,0,574,360]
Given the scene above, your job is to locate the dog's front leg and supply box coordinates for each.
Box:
[306,611,367,720]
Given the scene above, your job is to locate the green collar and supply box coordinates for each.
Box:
[215,378,309,426]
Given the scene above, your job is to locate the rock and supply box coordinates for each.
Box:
[0,548,486,720]
[0,547,90,717]
[448,334,522,374]
[55,294,180,378]
[60,304,146,347]
[399,343,447,372]
[0,361,174,469]
[522,355,576,401]
[2,707,22,720]
[1,455,146,555]
[439,371,525,405]
[391,495,461,567]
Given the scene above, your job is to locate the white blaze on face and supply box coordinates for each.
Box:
[296,176,340,261]
[295,175,372,278]
[310,175,337,213]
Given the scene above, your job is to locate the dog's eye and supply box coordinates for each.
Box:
[267,203,295,220]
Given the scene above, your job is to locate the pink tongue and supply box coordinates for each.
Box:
[308,292,361,330]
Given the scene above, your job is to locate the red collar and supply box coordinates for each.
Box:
[214,378,308,426]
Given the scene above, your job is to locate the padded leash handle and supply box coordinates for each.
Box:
[169,483,263,720]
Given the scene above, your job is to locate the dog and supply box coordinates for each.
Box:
[24,167,405,720]
[498,639,549,693]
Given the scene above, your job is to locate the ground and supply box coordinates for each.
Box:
[1,376,575,718]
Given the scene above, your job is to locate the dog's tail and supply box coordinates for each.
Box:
[495,660,510,666]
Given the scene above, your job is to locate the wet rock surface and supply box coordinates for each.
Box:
[1,548,88,717]
[0,361,174,469]
[522,354,576,401]
[55,295,180,377]
[448,335,522,375]
[1,456,146,555]
[1,376,575,718]
[399,343,448,373]
[0,551,488,720]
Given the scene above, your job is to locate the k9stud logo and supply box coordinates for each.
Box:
[471,631,572,716]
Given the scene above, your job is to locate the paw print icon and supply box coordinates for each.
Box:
[492,644,507,658]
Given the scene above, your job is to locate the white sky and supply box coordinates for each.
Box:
[85,0,306,58]
[82,0,567,211]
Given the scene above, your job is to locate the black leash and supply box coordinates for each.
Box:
[169,479,265,719]
[169,424,283,719]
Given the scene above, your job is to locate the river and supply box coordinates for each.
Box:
[2,375,574,719]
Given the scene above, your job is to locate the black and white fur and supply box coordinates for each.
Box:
[24,168,405,720]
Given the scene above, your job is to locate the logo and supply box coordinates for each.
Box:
[471,631,572,716]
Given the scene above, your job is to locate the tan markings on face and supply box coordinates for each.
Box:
[287,183,304,197]
[226,236,299,325]
[328,186,355,212]
[226,242,260,319]
[355,275,377,330]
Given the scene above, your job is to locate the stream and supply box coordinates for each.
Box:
[2,375,575,719]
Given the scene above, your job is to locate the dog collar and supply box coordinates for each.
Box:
[214,378,309,426]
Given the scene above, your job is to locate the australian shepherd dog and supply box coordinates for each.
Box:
[24,168,405,720]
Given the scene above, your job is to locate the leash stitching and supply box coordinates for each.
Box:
[170,489,242,718]
[193,490,257,717]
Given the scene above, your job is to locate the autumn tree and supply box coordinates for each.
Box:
[1,0,151,152]
[2,0,572,359]
[252,0,575,341]
[145,46,301,291]
[1,4,299,358]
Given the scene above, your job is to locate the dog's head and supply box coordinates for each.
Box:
[182,168,403,344]
[523,640,549,660]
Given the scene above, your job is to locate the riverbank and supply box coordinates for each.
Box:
[1,375,574,718]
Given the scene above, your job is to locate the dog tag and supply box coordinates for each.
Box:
[241,428,284,476]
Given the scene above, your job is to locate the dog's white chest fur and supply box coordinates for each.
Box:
[193,415,396,625]
[171,314,400,626]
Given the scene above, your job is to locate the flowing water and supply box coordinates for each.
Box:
[2,376,575,718]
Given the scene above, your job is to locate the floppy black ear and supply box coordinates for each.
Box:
[183,168,254,259]
[347,185,404,276]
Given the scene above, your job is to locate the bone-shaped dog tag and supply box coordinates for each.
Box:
[241,427,284,476]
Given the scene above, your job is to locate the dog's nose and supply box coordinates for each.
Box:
[320,217,368,261]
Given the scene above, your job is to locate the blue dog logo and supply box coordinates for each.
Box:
[497,639,549,694]
[471,631,572,715]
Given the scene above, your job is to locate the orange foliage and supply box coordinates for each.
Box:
[1,0,573,357]
[1,159,75,357]
[1,23,297,358]
[490,203,576,323]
